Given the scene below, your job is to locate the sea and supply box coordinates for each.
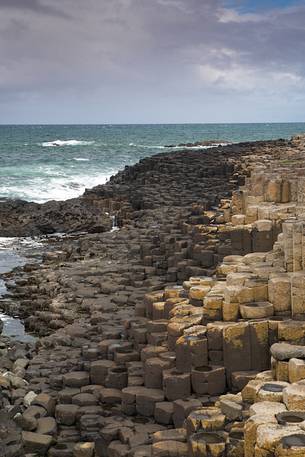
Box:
[1,122,305,339]
[1,123,305,204]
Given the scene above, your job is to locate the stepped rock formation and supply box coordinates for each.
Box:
[2,135,305,455]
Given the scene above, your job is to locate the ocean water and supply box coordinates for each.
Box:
[1,123,305,203]
[0,237,43,342]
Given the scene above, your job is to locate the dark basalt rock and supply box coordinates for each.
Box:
[0,136,296,456]
[0,198,112,237]
[0,142,253,236]
[0,412,23,456]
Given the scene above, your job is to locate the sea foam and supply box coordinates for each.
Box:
[129,143,165,149]
[2,174,111,203]
[41,140,95,147]
[127,142,231,150]
[169,142,231,150]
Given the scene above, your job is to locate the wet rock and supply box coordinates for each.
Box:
[36,416,57,436]
[0,198,112,237]
[63,372,90,388]
[22,431,53,455]
[32,393,56,415]
[55,404,80,425]
[18,405,48,431]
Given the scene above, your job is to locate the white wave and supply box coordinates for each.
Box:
[168,142,232,150]
[41,139,95,147]
[129,142,165,149]
[0,172,112,203]
[0,237,43,250]
[38,167,68,177]
[128,142,231,150]
[73,157,90,162]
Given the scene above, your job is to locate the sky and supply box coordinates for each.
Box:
[1,0,305,124]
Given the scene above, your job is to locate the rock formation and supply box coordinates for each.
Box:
[2,135,305,455]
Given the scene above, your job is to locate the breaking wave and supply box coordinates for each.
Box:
[0,173,111,203]
[41,140,95,147]
[168,142,232,150]
[128,142,231,150]
[129,143,166,149]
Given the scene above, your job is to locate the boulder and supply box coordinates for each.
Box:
[271,343,305,361]
[22,431,53,455]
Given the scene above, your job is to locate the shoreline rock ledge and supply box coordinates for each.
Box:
[2,135,305,456]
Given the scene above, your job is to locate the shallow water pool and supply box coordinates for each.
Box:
[0,238,39,343]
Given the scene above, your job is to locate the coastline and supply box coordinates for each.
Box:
[3,122,305,207]
[1,135,305,455]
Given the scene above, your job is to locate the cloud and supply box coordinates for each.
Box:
[198,63,305,92]
[0,0,68,17]
[1,0,305,122]
[217,7,264,23]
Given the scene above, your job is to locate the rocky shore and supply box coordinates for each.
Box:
[2,135,305,456]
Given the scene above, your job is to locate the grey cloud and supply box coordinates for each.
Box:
[0,0,69,17]
[0,0,305,122]
[0,0,44,7]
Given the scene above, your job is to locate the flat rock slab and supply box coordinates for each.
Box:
[63,371,90,388]
[152,440,188,457]
[271,343,305,361]
[22,431,53,454]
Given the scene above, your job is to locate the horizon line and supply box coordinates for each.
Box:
[0,121,305,126]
